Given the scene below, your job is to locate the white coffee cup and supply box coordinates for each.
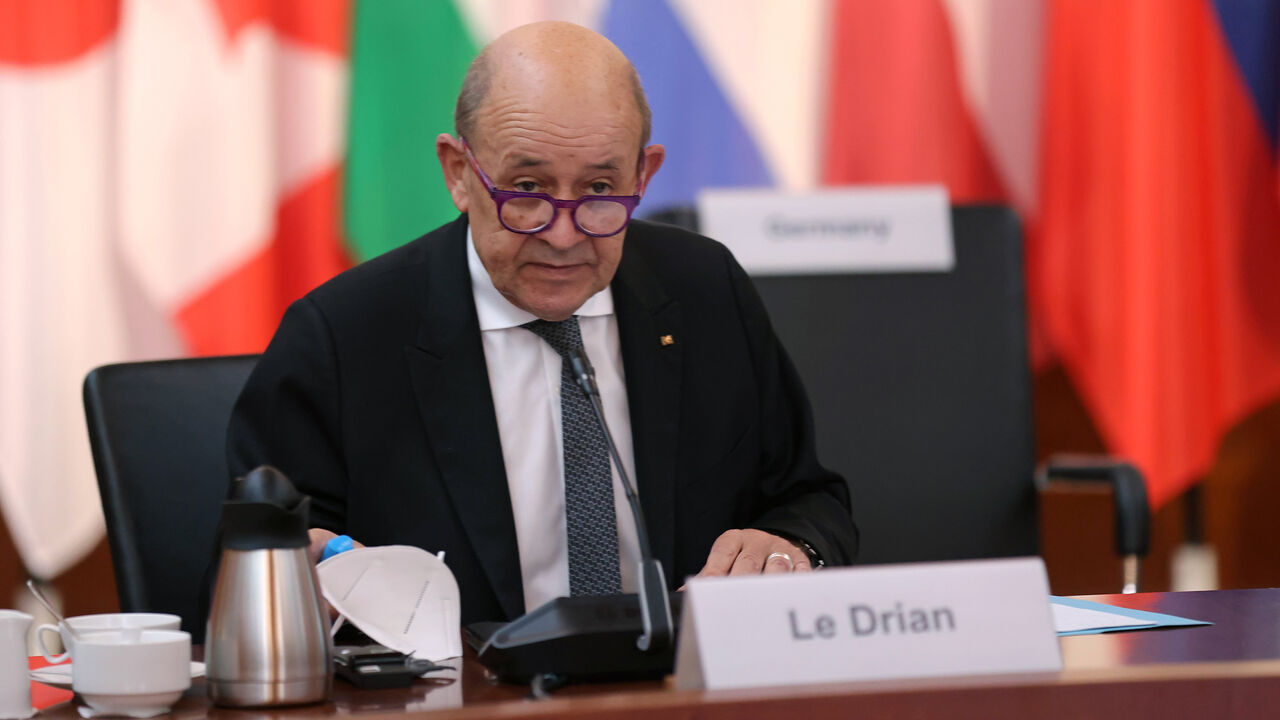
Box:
[36,613,180,665]
[71,628,191,718]
[0,610,34,719]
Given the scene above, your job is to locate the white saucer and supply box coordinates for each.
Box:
[29,662,205,690]
[78,690,184,719]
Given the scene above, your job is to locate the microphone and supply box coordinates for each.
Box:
[567,349,599,395]
[465,345,681,687]
[568,348,674,653]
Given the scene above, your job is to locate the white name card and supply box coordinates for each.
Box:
[696,185,954,275]
[674,557,1061,691]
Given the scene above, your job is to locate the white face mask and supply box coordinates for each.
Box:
[317,545,462,661]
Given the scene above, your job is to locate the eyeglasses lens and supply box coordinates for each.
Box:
[501,197,629,235]
[577,201,629,235]
[500,197,555,231]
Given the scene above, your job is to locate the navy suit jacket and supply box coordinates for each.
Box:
[227,215,858,624]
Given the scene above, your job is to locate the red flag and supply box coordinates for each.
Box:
[0,0,352,578]
[822,0,1006,202]
[141,0,353,356]
[821,0,1051,360]
[1,0,125,578]
[1033,0,1280,508]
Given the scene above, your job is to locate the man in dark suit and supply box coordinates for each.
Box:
[227,21,857,624]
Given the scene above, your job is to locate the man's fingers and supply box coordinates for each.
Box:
[764,550,813,574]
[732,532,784,575]
[696,530,746,577]
[697,529,815,578]
[307,528,338,564]
[728,550,764,575]
[763,552,794,574]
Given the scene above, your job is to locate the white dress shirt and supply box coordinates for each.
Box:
[467,229,641,612]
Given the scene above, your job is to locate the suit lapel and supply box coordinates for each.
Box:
[612,230,682,580]
[404,216,525,620]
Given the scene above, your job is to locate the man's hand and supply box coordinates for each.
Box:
[307,528,364,564]
[695,529,811,577]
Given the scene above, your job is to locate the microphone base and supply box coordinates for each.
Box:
[465,593,684,684]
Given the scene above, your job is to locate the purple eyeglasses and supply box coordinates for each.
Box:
[461,138,644,238]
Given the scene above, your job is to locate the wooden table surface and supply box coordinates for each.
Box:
[34,589,1280,719]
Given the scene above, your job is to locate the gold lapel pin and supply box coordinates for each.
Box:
[659,334,675,347]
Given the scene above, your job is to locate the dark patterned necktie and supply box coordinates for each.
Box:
[522,316,623,595]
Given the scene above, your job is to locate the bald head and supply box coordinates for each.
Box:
[436,21,667,321]
[454,22,651,152]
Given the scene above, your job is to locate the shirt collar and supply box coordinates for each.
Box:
[467,225,615,332]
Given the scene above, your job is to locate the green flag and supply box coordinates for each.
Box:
[345,0,478,262]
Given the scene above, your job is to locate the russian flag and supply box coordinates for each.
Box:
[602,0,773,215]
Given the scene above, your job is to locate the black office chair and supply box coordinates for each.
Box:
[651,203,1148,591]
[83,355,259,642]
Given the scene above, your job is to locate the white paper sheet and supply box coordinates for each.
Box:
[1051,601,1157,634]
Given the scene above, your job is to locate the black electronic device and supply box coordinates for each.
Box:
[334,646,451,690]
[466,346,678,685]
[466,592,684,683]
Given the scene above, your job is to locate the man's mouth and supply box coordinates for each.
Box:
[527,262,587,275]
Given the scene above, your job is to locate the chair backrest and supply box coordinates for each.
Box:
[751,205,1037,565]
[83,355,259,641]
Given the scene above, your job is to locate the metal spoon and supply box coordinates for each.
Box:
[26,579,81,642]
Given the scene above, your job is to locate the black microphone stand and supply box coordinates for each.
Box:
[568,348,674,653]
[464,346,681,688]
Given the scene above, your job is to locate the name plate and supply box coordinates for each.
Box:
[696,185,954,275]
[674,557,1061,691]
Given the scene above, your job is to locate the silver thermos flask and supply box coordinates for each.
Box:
[206,466,332,707]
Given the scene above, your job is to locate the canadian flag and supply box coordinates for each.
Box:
[0,0,349,579]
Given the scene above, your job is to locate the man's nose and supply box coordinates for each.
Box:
[537,205,585,249]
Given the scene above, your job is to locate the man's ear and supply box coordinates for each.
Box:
[436,133,470,213]
[639,144,666,196]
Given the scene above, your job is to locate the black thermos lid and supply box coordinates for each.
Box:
[219,465,311,551]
